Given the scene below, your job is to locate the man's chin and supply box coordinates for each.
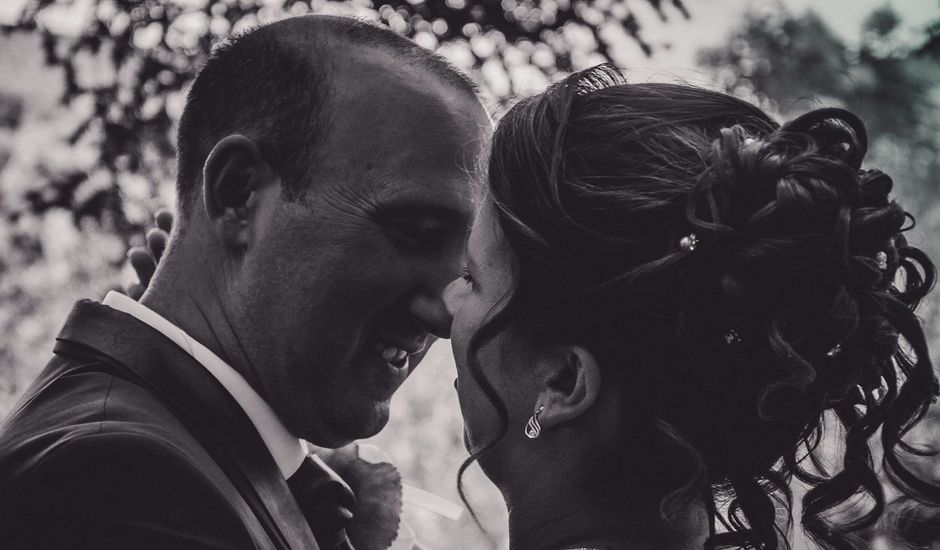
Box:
[350,413,390,442]
[304,402,391,448]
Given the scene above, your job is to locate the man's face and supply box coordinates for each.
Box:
[231,55,490,446]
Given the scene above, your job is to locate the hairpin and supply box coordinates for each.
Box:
[875,251,888,270]
[679,233,699,252]
[826,343,842,357]
[724,329,742,345]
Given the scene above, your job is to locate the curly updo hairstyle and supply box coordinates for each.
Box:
[467,64,940,549]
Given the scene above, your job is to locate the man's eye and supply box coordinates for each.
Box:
[395,224,445,250]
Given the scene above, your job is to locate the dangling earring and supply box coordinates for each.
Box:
[525,406,545,439]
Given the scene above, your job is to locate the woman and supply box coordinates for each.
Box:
[131,64,938,549]
[442,64,940,549]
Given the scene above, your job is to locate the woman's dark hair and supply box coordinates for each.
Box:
[461,64,940,549]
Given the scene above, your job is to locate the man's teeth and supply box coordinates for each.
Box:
[380,346,408,365]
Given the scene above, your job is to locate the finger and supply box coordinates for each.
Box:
[155,209,174,233]
[146,228,169,264]
[126,282,145,301]
[128,247,157,287]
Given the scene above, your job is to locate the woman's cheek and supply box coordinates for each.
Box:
[459,336,512,451]
[458,382,498,453]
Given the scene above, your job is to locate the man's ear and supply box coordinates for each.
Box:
[202,134,276,251]
[534,345,602,431]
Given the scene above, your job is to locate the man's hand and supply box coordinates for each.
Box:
[126,209,173,300]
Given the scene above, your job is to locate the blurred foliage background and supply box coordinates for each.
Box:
[1,0,940,548]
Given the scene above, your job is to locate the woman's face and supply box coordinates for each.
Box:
[443,197,537,456]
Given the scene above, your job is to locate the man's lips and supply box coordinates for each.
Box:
[377,344,408,367]
[371,336,429,369]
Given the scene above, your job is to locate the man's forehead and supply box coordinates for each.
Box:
[331,46,487,119]
[305,33,489,226]
[320,78,488,206]
[369,178,478,222]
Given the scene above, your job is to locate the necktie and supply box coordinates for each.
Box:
[287,455,357,549]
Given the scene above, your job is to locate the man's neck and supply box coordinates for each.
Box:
[132,244,309,477]
[139,249,263,397]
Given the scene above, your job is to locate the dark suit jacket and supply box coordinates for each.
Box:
[0,300,321,550]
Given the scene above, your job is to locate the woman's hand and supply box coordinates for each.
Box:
[125,209,173,300]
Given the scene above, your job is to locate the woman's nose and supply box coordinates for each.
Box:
[443,278,468,319]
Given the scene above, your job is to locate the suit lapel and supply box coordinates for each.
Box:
[53,300,320,550]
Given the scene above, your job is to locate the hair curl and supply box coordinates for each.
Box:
[462,64,940,549]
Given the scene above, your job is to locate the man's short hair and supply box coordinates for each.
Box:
[175,15,478,216]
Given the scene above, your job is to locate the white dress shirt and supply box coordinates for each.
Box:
[102,290,307,478]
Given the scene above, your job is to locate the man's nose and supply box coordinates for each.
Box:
[409,245,466,339]
[409,289,453,339]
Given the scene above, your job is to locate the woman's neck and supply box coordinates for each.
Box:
[504,486,707,550]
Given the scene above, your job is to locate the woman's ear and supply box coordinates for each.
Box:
[202,134,276,251]
[533,345,602,431]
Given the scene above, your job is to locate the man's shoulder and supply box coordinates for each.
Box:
[0,350,229,491]
[0,355,191,473]
[0,354,189,451]
[0,357,259,549]
[0,427,258,549]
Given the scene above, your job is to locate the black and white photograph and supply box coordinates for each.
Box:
[0,0,939,548]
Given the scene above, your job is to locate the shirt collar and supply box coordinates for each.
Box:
[102,291,307,478]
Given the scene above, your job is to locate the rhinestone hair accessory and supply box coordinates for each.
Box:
[679,233,699,252]
[827,343,843,357]
[875,251,888,270]
[724,329,742,345]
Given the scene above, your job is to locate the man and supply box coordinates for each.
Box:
[0,14,490,549]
